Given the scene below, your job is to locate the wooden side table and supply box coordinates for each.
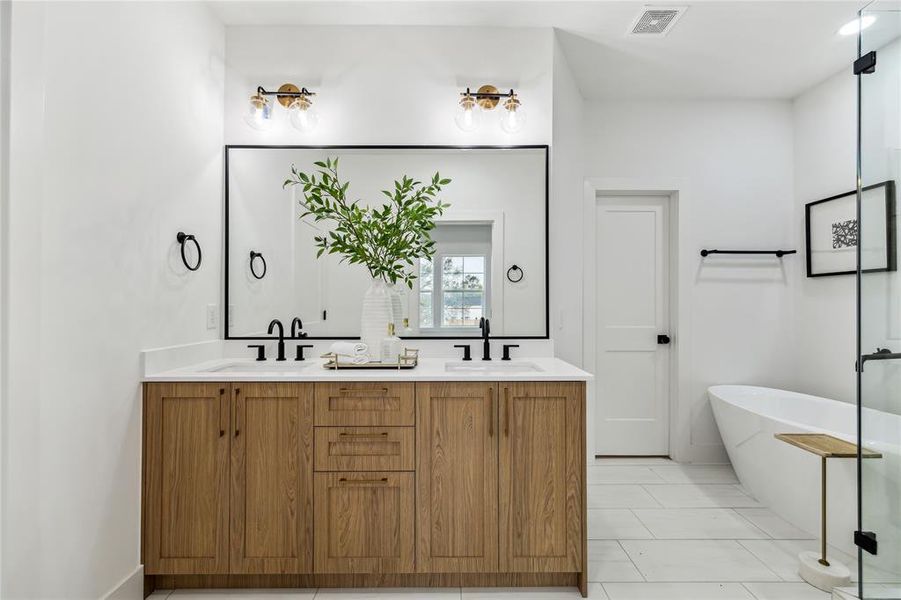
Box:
[775,433,881,592]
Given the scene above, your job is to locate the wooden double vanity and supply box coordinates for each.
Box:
[142,375,587,596]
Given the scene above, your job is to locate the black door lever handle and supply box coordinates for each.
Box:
[657,334,671,345]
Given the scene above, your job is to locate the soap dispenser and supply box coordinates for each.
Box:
[380,322,402,363]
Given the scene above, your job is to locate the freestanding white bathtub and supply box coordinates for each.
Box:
[709,385,862,555]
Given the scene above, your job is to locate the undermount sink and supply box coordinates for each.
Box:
[204,361,315,373]
[444,360,543,373]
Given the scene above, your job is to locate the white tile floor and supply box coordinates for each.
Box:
[147,458,849,600]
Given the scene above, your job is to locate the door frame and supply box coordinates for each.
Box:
[582,178,692,462]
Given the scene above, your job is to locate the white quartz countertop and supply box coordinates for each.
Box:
[143,356,592,383]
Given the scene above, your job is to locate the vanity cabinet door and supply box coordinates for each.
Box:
[230,383,314,574]
[143,383,230,575]
[499,382,584,573]
[313,471,415,573]
[416,382,499,572]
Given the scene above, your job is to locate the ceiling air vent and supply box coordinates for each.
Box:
[629,6,687,37]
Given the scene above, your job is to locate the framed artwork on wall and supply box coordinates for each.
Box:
[805,180,896,277]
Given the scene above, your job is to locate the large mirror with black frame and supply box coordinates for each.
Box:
[226,145,548,339]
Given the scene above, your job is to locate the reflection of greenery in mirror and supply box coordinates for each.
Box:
[283,157,451,287]
[419,255,487,330]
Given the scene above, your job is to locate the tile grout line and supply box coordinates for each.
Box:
[615,539,648,582]
[735,539,789,582]
[628,507,656,539]
[637,483,665,508]
[728,507,776,540]
[741,581,763,599]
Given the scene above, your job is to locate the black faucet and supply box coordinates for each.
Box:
[479,317,491,361]
[268,319,287,361]
[291,317,308,339]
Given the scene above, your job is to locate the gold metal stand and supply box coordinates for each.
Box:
[321,348,419,370]
[775,433,881,566]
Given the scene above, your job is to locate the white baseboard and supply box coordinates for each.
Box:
[103,565,143,600]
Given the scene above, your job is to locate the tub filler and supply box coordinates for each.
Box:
[709,385,866,556]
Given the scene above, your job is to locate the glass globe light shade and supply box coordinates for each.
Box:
[499,95,526,134]
[454,94,482,132]
[288,97,320,133]
[244,93,272,131]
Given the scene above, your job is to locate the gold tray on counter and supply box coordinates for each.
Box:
[321,348,419,370]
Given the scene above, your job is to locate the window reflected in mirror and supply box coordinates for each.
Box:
[417,223,491,332]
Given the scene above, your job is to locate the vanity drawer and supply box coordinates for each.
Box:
[315,427,414,471]
[314,383,415,426]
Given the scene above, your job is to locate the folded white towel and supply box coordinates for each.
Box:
[329,342,369,364]
[329,341,368,356]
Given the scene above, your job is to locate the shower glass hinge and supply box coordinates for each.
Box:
[854,51,877,75]
[855,530,878,555]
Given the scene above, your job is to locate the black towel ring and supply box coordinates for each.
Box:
[249,250,267,280]
[506,264,524,283]
[176,232,202,271]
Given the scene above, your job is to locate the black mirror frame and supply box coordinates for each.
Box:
[224,144,549,340]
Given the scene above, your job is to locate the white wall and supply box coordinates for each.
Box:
[0,0,10,589]
[792,64,857,403]
[2,2,224,598]
[225,26,553,146]
[550,33,585,366]
[582,100,797,462]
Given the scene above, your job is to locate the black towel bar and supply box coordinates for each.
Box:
[700,249,797,258]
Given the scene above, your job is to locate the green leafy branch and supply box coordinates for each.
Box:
[283,157,451,287]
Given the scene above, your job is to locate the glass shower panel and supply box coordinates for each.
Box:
[859,2,901,597]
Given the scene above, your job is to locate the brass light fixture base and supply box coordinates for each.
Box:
[276,83,302,108]
[476,85,501,110]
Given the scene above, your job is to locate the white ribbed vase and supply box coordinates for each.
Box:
[388,283,404,331]
[360,278,393,361]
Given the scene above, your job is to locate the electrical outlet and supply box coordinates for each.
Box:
[228,304,235,328]
[206,304,218,330]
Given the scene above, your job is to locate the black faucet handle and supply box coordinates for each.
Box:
[454,344,472,361]
[295,344,315,361]
[502,344,520,361]
[247,344,266,361]
[291,317,308,338]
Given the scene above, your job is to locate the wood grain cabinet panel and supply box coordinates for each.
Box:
[314,427,414,471]
[499,382,584,573]
[143,383,230,575]
[314,382,414,426]
[314,471,415,573]
[416,382,499,572]
[230,383,314,574]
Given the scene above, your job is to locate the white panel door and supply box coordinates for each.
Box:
[596,196,670,456]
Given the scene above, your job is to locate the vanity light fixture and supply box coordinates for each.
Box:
[455,85,525,133]
[244,83,319,133]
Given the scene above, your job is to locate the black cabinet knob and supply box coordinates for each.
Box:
[657,334,671,345]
